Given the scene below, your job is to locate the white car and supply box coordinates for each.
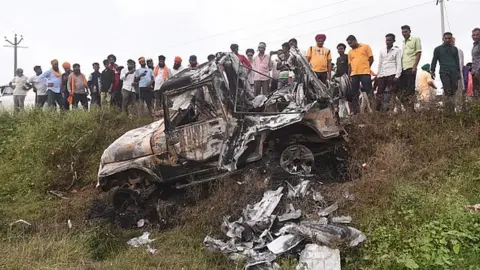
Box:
[0,85,36,110]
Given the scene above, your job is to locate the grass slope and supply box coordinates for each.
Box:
[0,107,479,269]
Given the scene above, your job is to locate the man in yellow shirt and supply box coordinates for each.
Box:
[306,34,332,84]
[346,35,374,115]
[400,25,422,111]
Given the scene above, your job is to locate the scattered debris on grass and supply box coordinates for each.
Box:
[204,184,366,269]
[127,232,155,248]
[9,219,32,226]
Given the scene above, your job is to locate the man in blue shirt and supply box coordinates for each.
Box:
[135,57,154,113]
[39,59,65,109]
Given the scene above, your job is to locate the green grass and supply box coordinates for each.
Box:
[0,106,479,269]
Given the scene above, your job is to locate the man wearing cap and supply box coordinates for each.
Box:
[253,42,271,95]
[189,55,199,69]
[171,56,185,76]
[306,34,332,84]
[135,57,154,113]
[9,68,29,112]
[28,66,48,108]
[39,59,64,109]
[120,59,137,113]
[153,55,172,110]
[67,63,90,110]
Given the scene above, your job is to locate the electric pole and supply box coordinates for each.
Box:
[3,34,28,76]
[436,0,448,38]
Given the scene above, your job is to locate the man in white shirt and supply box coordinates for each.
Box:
[153,55,172,110]
[171,56,185,76]
[376,33,402,111]
[28,66,48,108]
[120,59,137,113]
[9,68,29,112]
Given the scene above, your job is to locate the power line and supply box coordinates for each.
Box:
[164,0,353,50]
[234,1,381,45]
[269,0,434,45]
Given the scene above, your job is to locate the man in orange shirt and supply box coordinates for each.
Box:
[306,34,332,84]
[346,35,374,115]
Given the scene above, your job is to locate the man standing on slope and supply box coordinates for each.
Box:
[399,25,422,111]
[61,62,72,110]
[40,59,64,109]
[67,63,89,110]
[9,68,29,112]
[136,57,155,114]
[376,33,402,111]
[471,28,480,99]
[28,66,48,108]
[153,55,172,110]
[306,34,332,85]
[431,32,461,113]
[346,35,374,115]
[88,62,102,107]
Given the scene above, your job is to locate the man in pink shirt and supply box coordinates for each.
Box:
[253,42,272,95]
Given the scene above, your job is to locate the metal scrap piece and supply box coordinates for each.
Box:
[295,244,340,270]
[287,180,310,198]
[282,222,366,247]
[312,191,324,202]
[244,251,277,269]
[317,203,338,217]
[331,216,352,224]
[278,204,302,222]
[127,232,155,247]
[221,216,245,239]
[243,187,284,228]
[266,234,304,255]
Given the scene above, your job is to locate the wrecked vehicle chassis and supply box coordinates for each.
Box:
[96,51,349,224]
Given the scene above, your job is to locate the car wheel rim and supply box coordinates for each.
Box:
[280,145,314,175]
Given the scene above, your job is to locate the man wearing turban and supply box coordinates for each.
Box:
[61,62,73,110]
[39,59,65,109]
[416,63,437,108]
[171,56,185,76]
[306,34,332,85]
[135,56,154,114]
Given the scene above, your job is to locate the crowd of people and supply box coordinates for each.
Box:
[7,25,480,115]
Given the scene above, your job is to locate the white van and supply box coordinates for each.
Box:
[0,85,36,110]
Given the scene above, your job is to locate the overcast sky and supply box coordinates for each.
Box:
[0,0,479,84]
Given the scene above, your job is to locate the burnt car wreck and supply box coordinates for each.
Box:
[96,50,350,224]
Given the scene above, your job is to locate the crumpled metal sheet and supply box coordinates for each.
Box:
[295,244,340,270]
[278,204,302,222]
[282,222,367,247]
[331,216,352,224]
[266,234,304,255]
[287,180,310,198]
[127,232,156,247]
[243,187,284,229]
[317,203,338,217]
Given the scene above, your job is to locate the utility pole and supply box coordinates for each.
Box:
[436,0,448,38]
[3,34,28,76]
